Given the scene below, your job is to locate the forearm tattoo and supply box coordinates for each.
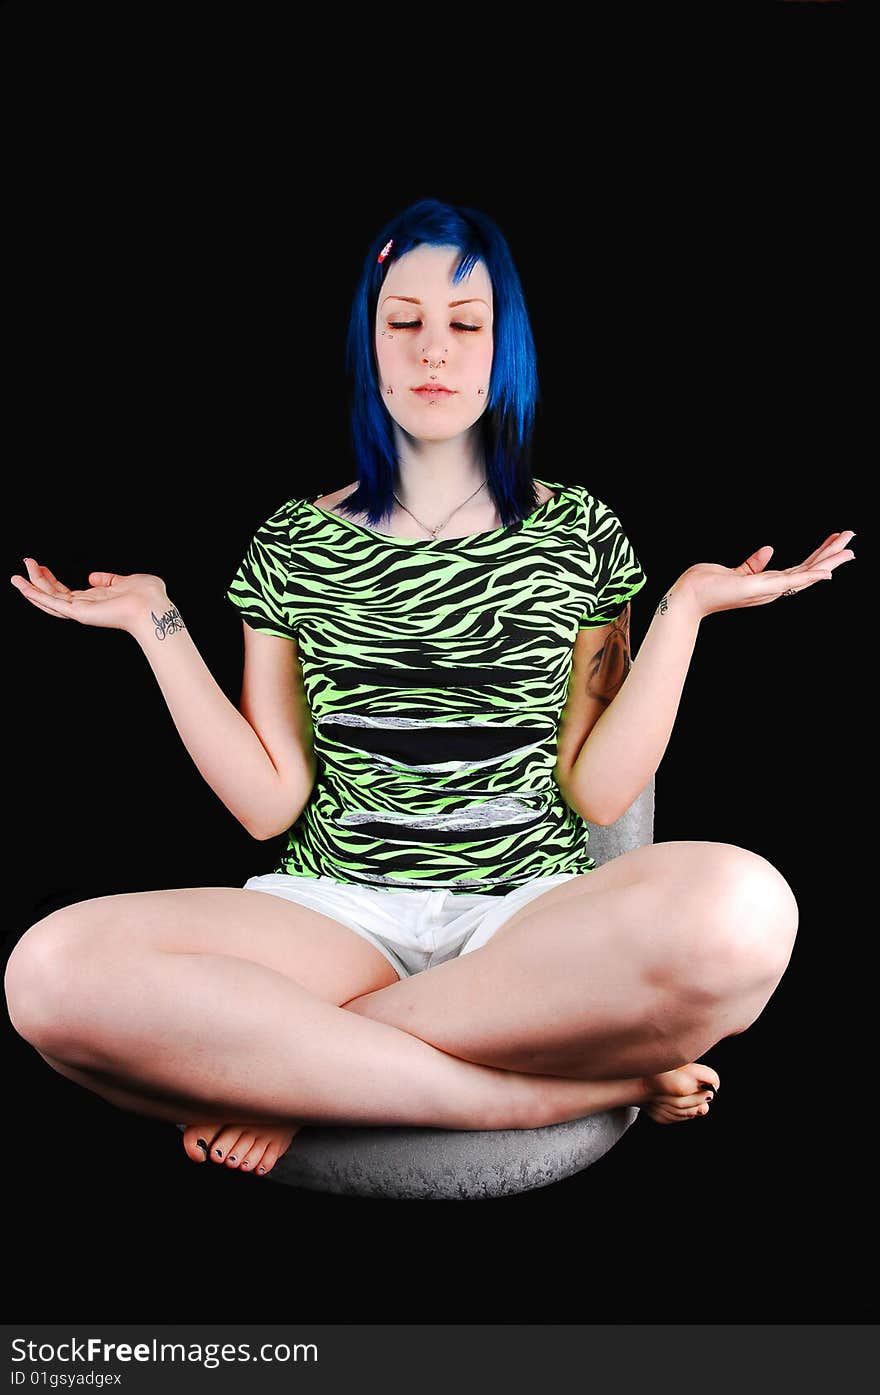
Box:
[152,602,186,641]
[585,606,632,706]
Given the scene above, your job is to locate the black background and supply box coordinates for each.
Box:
[1,3,872,1327]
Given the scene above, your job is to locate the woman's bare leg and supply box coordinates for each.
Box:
[7,936,650,1136]
[30,1041,643,1133]
[343,842,799,1079]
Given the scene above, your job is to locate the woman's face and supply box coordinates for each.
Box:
[374,243,494,442]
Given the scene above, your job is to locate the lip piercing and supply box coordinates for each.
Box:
[381,348,486,396]
[387,385,484,395]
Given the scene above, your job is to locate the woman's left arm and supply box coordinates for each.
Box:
[561,530,856,827]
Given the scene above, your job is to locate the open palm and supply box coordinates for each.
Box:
[681,529,856,619]
[10,557,166,633]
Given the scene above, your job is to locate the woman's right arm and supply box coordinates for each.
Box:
[127,583,316,841]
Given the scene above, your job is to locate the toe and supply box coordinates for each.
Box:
[225,1132,256,1170]
[675,1098,710,1116]
[252,1140,275,1176]
[695,1065,721,1094]
[182,1125,217,1163]
[679,1065,719,1096]
[255,1126,299,1176]
[209,1127,242,1165]
[647,1099,710,1123]
[256,1142,282,1177]
[663,1089,714,1108]
[237,1138,266,1173]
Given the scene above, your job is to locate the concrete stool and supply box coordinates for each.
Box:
[178,776,654,1199]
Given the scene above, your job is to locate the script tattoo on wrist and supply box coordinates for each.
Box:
[586,605,632,707]
[152,602,186,641]
[657,591,671,616]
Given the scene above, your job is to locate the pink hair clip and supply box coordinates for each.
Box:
[377,238,394,264]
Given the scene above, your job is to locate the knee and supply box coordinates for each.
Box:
[676,846,800,995]
[4,907,96,1050]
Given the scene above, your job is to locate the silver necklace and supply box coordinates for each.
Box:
[392,478,488,540]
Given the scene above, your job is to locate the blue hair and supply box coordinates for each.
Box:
[340,197,542,530]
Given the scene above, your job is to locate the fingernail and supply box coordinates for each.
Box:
[196,1138,208,1152]
[215,1148,223,1157]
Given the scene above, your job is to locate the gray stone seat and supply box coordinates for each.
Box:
[177,776,654,1199]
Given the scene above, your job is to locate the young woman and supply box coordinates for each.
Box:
[5,198,855,1181]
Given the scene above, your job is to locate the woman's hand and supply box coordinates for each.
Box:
[9,558,169,634]
[676,530,856,620]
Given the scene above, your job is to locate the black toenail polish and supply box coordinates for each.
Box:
[229,1155,236,1162]
[215,1148,223,1157]
[196,1138,208,1152]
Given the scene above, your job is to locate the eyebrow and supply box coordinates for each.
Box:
[380,296,491,309]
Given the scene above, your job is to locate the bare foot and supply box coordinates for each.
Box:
[641,1061,721,1124]
[181,1121,302,1175]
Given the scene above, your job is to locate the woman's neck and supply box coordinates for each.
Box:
[392,458,489,524]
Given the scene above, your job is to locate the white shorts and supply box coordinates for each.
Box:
[241,871,580,980]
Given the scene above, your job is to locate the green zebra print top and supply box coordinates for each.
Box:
[225,479,647,896]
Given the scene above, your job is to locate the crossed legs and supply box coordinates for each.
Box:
[4,841,798,1160]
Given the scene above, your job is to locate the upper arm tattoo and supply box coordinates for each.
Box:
[585,605,633,707]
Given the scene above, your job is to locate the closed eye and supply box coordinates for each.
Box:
[389,321,481,332]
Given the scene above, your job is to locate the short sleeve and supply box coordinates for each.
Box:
[225,499,298,640]
[577,493,648,629]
